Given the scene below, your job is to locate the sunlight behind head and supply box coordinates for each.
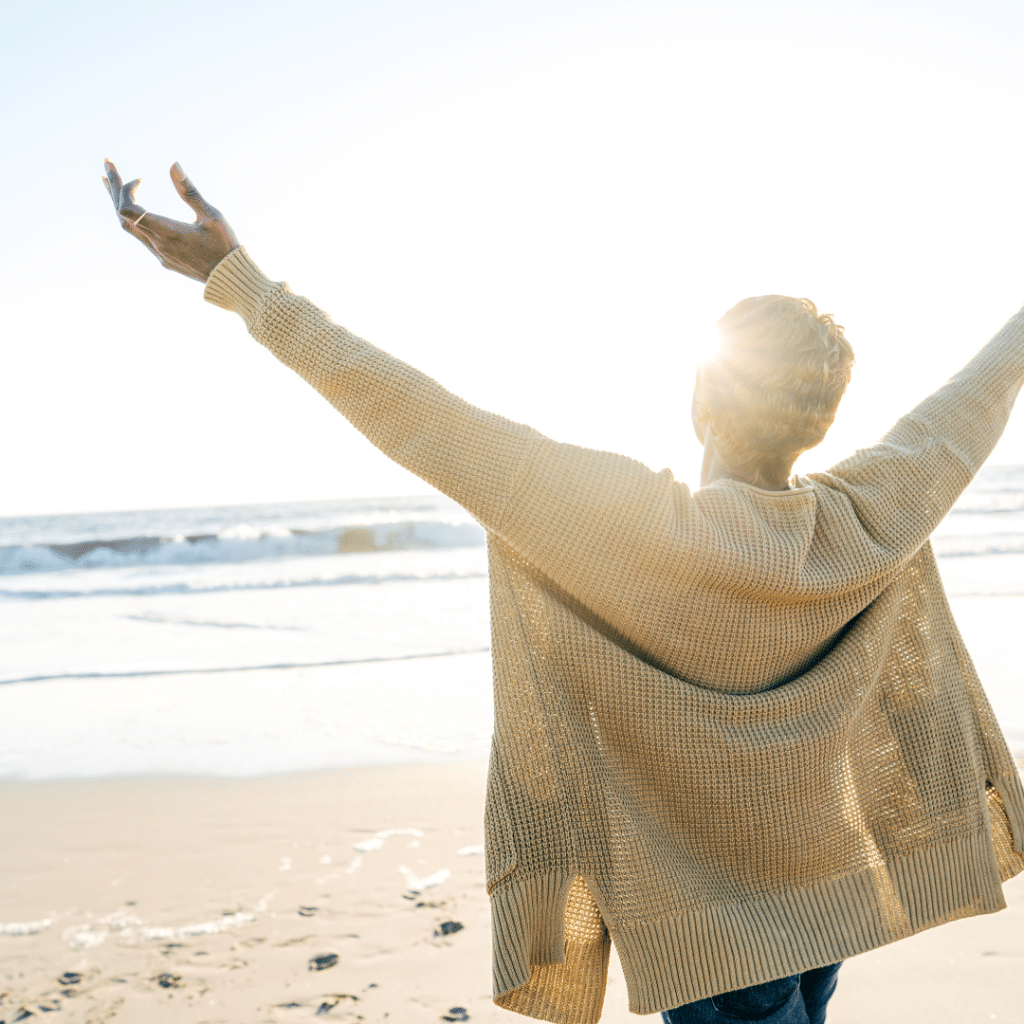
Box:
[695,297,855,489]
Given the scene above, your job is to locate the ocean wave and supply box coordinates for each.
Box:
[5,466,1024,578]
[0,519,485,577]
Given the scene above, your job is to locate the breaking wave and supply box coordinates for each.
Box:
[0,520,484,576]
[0,496,485,576]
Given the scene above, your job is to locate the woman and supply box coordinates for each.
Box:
[102,159,1024,1024]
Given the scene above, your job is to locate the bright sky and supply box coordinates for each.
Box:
[3,0,1024,516]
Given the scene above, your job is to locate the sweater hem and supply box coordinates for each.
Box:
[489,829,1010,1021]
[611,828,1007,1016]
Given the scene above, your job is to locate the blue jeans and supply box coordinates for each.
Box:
[662,963,842,1024]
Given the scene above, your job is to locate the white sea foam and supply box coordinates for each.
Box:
[61,911,257,948]
[134,912,255,941]
[1,919,52,936]
[100,911,143,928]
[399,866,450,891]
[354,828,424,852]
[63,925,105,949]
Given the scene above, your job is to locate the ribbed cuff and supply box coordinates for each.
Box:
[203,247,279,329]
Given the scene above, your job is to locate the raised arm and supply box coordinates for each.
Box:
[203,247,540,527]
[101,159,697,579]
[817,306,1024,558]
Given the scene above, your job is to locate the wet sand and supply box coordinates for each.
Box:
[0,762,1020,1024]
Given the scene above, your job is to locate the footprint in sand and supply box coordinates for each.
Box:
[309,953,339,971]
[316,993,359,1015]
[433,920,464,937]
[153,973,184,989]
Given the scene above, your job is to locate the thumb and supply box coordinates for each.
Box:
[118,177,142,210]
[170,162,215,218]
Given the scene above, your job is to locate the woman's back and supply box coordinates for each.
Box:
[198,253,1024,1021]
[194,239,1022,1016]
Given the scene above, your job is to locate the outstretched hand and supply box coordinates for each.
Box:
[102,159,240,283]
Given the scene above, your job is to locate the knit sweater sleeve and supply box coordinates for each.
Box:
[818,306,1024,560]
[203,248,541,529]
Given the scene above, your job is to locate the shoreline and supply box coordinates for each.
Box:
[0,762,520,1023]
[2,763,1023,1024]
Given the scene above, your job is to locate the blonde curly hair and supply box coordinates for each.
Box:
[695,295,854,488]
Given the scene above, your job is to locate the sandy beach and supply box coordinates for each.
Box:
[1,761,1021,1024]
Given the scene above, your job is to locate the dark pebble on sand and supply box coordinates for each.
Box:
[153,973,184,989]
[434,921,464,937]
[298,906,319,917]
[441,1008,469,1022]
[56,973,81,986]
[309,953,339,971]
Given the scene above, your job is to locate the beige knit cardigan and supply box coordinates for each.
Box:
[205,248,1024,1022]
